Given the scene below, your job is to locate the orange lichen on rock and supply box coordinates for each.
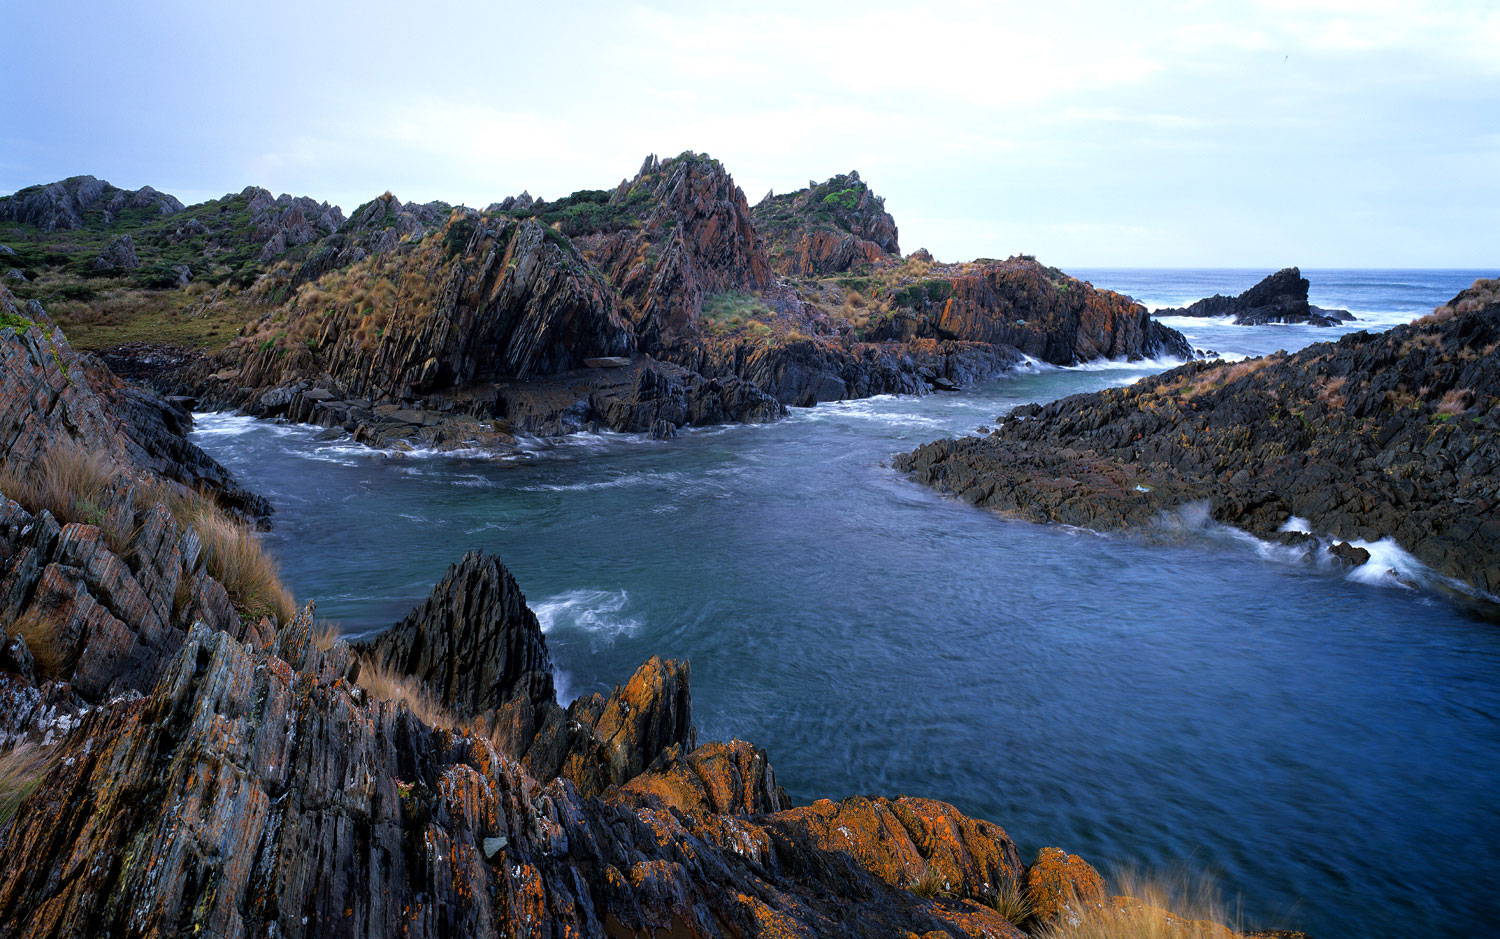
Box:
[1026,846,1108,923]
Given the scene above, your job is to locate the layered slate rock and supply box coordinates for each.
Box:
[0,295,279,705]
[753,171,901,276]
[0,287,267,518]
[1158,267,1354,327]
[356,551,555,716]
[0,615,1036,937]
[921,257,1193,364]
[897,281,1500,600]
[577,152,774,339]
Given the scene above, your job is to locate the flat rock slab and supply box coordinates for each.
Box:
[583,356,632,368]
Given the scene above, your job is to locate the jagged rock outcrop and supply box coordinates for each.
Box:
[754,171,901,276]
[357,551,555,716]
[577,152,772,339]
[0,294,283,717]
[0,176,183,231]
[89,234,140,272]
[911,257,1192,364]
[897,281,1500,602]
[1,288,267,518]
[0,614,1043,938]
[1158,267,1354,326]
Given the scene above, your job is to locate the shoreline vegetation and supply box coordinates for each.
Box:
[0,155,1490,937]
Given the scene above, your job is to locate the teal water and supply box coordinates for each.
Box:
[194,269,1499,938]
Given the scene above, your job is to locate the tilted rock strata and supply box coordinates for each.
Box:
[0,613,1034,938]
[356,551,556,717]
[897,287,1500,599]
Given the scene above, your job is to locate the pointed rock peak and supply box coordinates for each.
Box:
[639,153,660,176]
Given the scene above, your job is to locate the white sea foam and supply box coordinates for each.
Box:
[1279,516,1313,534]
[532,588,641,641]
[519,472,675,493]
[1064,355,1188,372]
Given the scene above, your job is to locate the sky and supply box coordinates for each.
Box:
[2,0,1496,267]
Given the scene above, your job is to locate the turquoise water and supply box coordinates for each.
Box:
[194,269,1498,938]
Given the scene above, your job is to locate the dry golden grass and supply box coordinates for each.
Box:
[991,875,1035,928]
[0,444,135,553]
[1399,331,1443,355]
[1315,375,1347,409]
[139,481,294,625]
[0,743,53,828]
[356,661,460,731]
[1436,387,1475,416]
[1037,872,1239,939]
[1163,356,1278,400]
[1418,277,1499,324]
[8,606,67,679]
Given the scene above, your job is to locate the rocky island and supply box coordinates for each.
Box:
[1155,267,1354,327]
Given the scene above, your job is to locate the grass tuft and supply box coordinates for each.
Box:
[1037,871,1239,939]
[8,606,67,679]
[0,744,53,829]
[991,875,1035,928]
[356,661,460,731]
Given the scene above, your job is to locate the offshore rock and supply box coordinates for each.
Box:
[356,551,556,716]
[1158,267,1354,327]
[897,282,1500,601]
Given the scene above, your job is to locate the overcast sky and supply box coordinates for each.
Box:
[3,0,1495,267]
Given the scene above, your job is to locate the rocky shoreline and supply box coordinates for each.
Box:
[0,288,1303,935]
[3,154,1193,456]
[897,280,1500,610]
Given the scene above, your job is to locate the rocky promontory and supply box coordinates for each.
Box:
[897,280,1500,603]
[1157,267,1354,326]
[3,154,1194,453]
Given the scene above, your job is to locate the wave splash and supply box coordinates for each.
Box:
[533,589,641,642]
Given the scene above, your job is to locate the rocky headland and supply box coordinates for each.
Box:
[1156,267,1354,327]
[0,293,1303,936]
[897,280,1500,607]
[2,154,1193,453]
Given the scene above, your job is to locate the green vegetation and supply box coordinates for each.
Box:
[701,291,776,337]
[443,215,478,257]
[822,187,861,210]
[893,279,954,309]
[0,310,35,331]
[508,187,656,237]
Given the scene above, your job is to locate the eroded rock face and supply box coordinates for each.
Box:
[0,176,184,231]
[90,234,141,272]
[928,258,1192,365]
[0,287,267,518]
[580,152,773,339]
[753,171,901,276]
[896,286,1500,600]
[0,616,1038,939]
[356,551,555,716]
[1158,267,1354,327]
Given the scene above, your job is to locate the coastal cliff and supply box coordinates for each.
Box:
[897,281,1500,604]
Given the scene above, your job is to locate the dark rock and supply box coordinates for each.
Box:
[1327,541,1372,569]
[0,176,183,232]
[90,234,140,272]
[897,282,1500,602]
[1158,267,1355,327]
[355,551,555,717]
